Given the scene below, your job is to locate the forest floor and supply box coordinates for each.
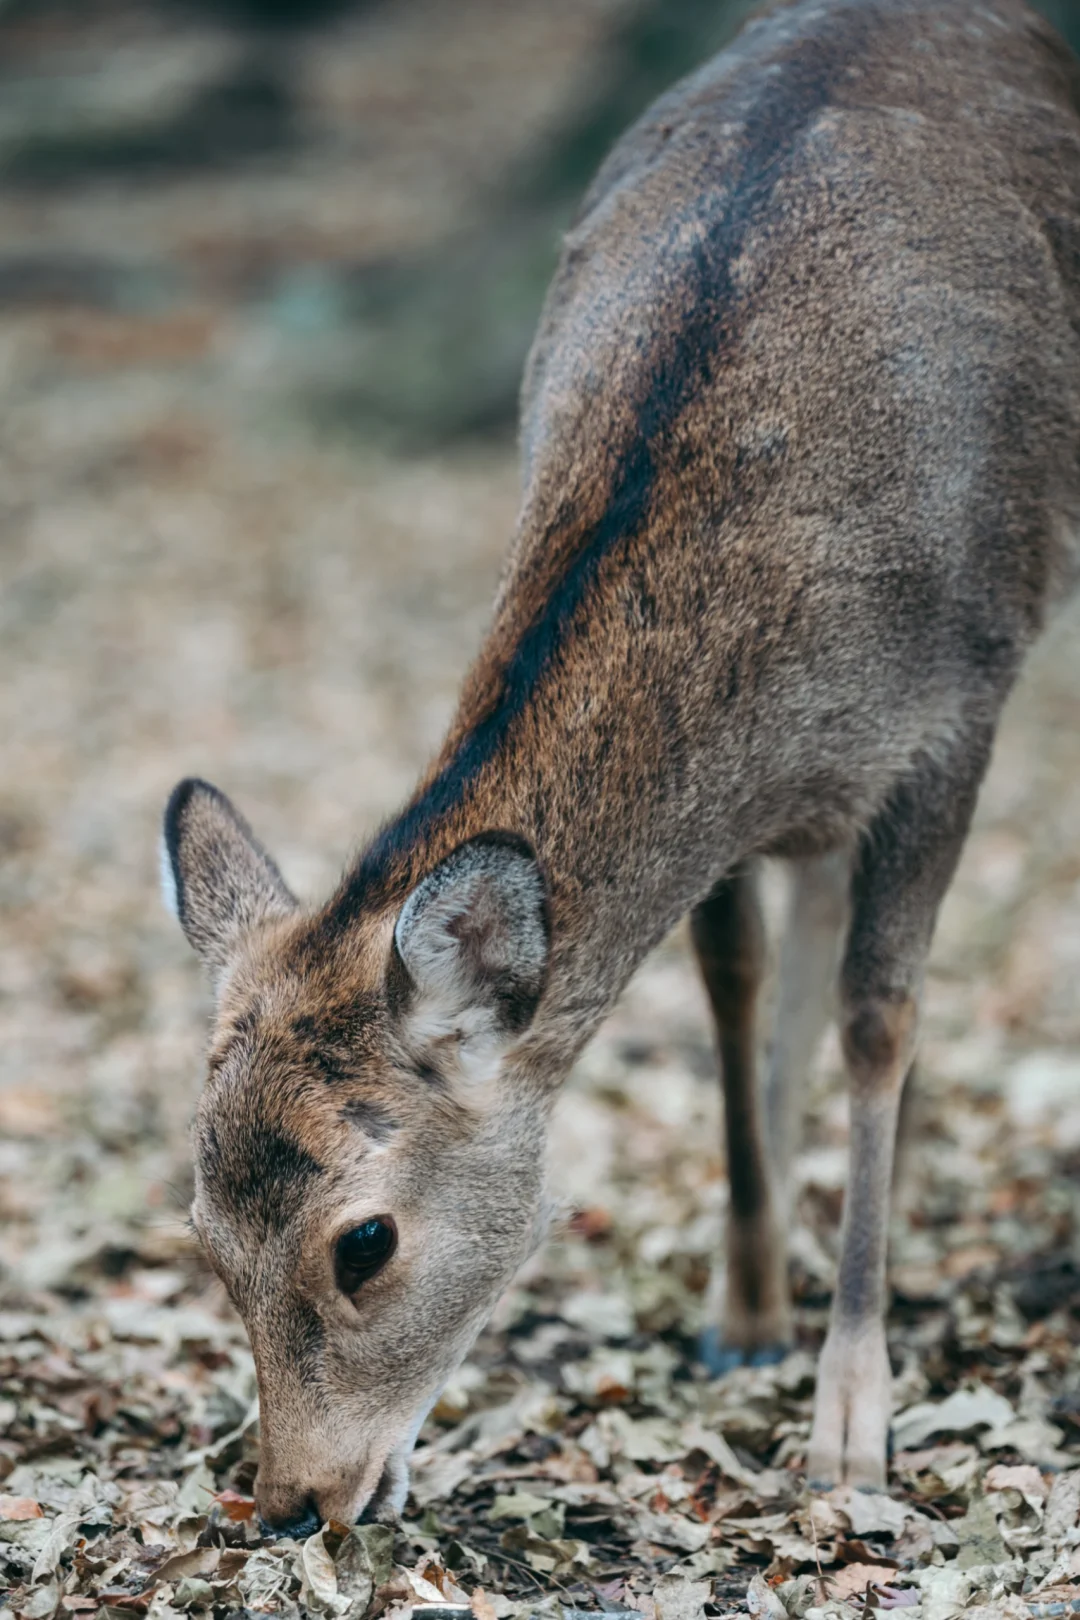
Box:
[3,3,1080,1619]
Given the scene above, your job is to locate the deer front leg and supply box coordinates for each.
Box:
[692,864,791,1371]
[807,736,991,1487]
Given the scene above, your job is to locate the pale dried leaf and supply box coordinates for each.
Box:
[824,1487,915,1538]
[744,1573,787,1619]
[632,1509,710,1553]
[892,1385,1015,1451]
[824,1564,900,1602]
[652,1572,713,1620]
[1045,1471,1080,1548]
[299,1530,342,1613]
[984,1462,1048,1511]
[487,1492,554,1522]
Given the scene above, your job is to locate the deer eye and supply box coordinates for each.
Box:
[335,1218,397,1292]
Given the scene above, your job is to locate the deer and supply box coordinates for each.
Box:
[162,0,1080,1535]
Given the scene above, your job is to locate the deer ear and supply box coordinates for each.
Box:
[162,779,297,978]
[390,834,549,1072]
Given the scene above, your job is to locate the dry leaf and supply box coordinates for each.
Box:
[744,1573,787,1619]
[486,1492,554,1522]
[892,1384,1016,1451]
[211,1490,256,1522]
[875,1588,921,1610]
[1045,1471,1080,1548]
[652,1572,714,1620]
[825,1563,901,1602]
[299,1530,342,1613]
[824,1487,915,1538]
[632,1508,710,1553]
[148,1549,219,1587]
[0,1500,44,1522]
[984,1462,1048,1510]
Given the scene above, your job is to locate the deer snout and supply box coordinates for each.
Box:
[255,1453,394,1536]
[256,1452,364,1531]
[256,1491,322,1542]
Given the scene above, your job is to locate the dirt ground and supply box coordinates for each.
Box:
[3,4,1080,1619]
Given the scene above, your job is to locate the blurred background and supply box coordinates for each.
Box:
[2,0,1080,1608]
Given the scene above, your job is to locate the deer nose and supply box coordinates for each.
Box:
[257,1493,322,1542]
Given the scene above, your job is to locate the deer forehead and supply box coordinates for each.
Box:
[191,999,483,1241]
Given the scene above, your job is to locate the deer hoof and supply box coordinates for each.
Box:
[806,1322,891,1488]
[698,1327,790,1376]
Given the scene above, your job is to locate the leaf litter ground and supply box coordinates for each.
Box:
[3,3,1080,1618]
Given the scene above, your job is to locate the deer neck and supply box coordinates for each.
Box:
[328,494,748,1055]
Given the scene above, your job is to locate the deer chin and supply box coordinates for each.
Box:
[344,1396,436,1525]
[355,1452,410,1523]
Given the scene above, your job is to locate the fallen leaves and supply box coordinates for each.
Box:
[4,1104,1080,1620]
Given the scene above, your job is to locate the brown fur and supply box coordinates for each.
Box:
[164,0,1080,1525]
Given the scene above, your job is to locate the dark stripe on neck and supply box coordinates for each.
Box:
[329,20,856,928]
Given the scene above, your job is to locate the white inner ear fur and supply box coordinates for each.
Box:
[393,841,547,1080]
[159,832,180,921]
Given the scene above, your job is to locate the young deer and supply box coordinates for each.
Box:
[163,0,1080,1532]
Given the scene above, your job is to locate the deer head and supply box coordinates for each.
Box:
[163,779,553,1532]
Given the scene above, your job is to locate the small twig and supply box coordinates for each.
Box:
[482,1549,551,1596]
[809,1499,823,1583]
[494,1548,582,1600]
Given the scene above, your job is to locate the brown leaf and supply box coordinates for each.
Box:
[984,1462,1048,1506]
[825,1562,901,1602]
[146,1548,220,1587]
[414,1556,470,1604]
[0,1497,44,1521]
[212,1489,256,1522]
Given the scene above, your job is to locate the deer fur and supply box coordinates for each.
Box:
[164,0,1080,1530]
